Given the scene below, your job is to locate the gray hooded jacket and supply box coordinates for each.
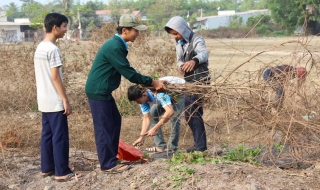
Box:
[165,16,210,84]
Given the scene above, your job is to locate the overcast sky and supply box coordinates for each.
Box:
[0,0,100,8]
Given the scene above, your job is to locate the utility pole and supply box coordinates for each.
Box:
[78,8,82,40]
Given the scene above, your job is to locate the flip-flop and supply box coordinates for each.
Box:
[116,159,134,165]
[146,147,164,152]
[103,164,132,174]
[41,171,54,178]
[55,173,82,182]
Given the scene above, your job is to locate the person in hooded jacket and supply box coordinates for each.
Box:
[164,16,211,153]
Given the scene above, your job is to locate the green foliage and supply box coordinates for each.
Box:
[168,151,213,165]
[246,14,271,27]
[239,0,268,11]
[198,27,253,38]
[229,15,244,29]
[5,3,25,22]
[168,166,194,189]
[167,150,266,188]
[144,152,149,159]
[268,0,320,33]
[75,1,103,40]
[153,73,159,80]
[246,14,286,36]
[32,104,38,111]
[265,30,289,37]
[222,144,261,165]
[170,174,186,188]
[218,0,239,11]
[273,142,284,152]
[255,24,274,34]
[239,0,255,11]
[168,150,235,165]
[220,141,229,149]
[169,166,195,174]
[30,9,51,29]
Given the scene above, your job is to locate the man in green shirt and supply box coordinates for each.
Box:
[85,14,166,174]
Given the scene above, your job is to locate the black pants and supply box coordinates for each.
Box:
[88,98,121,170]
[184,94,207,151]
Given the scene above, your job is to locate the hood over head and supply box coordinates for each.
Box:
[165,16,192,42]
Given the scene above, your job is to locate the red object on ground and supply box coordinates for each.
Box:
[117,140,145,161]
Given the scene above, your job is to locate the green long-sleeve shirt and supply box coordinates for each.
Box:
[85,35,152,100]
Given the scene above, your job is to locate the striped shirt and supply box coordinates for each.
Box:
[34,41,64,112]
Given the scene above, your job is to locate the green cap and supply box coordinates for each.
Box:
[119,14,148,31]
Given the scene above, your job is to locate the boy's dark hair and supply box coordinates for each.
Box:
[164,26,172,33]
[127,85,146,101]
[44,13,68,33]
[116,21,133,34]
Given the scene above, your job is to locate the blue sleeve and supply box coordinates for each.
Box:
[140,103,150,114]
[155,93,172,107]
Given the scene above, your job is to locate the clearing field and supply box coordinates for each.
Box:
[1,36,320,189]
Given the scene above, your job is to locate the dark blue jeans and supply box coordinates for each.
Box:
[184,94,207,151]
[263,69,284,106]
[88,98,121,170]
[41,111,72,176]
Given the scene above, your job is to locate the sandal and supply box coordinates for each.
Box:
[116,159,133,165]
[145,147,164,152]
[103,164,132,174]
[55,173,82,182]
[41,171,54,178]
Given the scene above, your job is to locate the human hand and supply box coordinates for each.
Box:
[146,128,158,136]
[180,60,196,72]
[63,100,72,116]
[133,136,145,146]
[151,80,167,91]
[179,67,185,75]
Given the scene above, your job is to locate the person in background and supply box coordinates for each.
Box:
[164,16,211,153]
[85,14,166,174]
[34,13,81,182]
[263,64,307,108]
[129,76,185,153]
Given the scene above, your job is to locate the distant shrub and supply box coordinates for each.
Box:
[267,30,289,37]
[198,27,255,38]
[246,14,272,28]
[256,24,274,35]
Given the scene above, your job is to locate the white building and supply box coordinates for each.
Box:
[0,10,32,42]
[194,9,269,30]
[218,10,236,16]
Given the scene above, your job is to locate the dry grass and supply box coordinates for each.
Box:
[1,25,320,166]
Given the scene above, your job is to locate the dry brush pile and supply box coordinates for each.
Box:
[0,23,320,167]
[168,37,320,166]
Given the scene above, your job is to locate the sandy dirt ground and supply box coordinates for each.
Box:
[1,147,320,190]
